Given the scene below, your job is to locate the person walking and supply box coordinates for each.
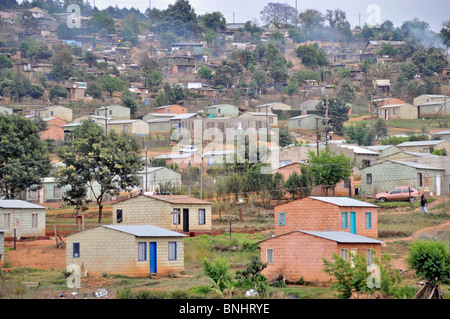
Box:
[420,194,428,214]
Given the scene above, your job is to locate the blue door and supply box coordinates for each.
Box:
[350,212,356,234]
[149,242,157,274]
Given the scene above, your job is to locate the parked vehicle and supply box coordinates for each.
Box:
[179,145,198,154]
[375,186,420,202]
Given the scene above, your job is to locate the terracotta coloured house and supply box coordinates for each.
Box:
[152,104,188,114]
[39,117,67,141]
[259,196,382,283]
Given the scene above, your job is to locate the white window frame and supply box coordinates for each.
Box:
[31,213,38,228]
[266,248,274,264]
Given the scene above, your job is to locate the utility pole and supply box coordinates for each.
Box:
[323,95,330,147]
[104,106,108,134]
[233,11,235,24]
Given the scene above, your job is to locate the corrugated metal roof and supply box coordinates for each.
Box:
[102,225,187,237]
[338,145,380,155]
[309,197,379,208]
[301,231,383,244]
[0,200,46,209]
[146,195,211,205]
[397,140,444,147]
[391,161,444,170]
[434,130,450,135]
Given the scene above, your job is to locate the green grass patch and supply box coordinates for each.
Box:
[378,211,450,239]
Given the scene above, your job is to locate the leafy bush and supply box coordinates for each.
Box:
[202,257,232,291]
[407,240,450,285]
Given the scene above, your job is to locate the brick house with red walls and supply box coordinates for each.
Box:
[153,104,188,114]
[259,196,382,283]
[40,117,67,141]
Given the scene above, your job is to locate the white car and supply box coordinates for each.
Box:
[179,145,198,154]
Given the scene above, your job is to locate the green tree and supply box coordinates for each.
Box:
[99,73,126,97]
[202,257,232,292]
[407,240,450,286]
[57,121,143,224]
[337,82,357,104]
[146,69,163,91]
[213,59,243,87]
[156,0,201,38]
[308,147,354,196]
[316,97,349,133]
[121,89,139,116]
[412,47,448,76]
[50,43,73,81]
[295,44,329,67]
[283,80,299,96]
[88,11,115,33]
[284,167,314,199]
[49,84,68,102]
[322,251,377,299]
[345,122,370,145]
[201,11,226,31]
[0,114,51,199]
[235,256,269,294]
[197,65,213,80]
[0,55,13,69]
[85,82,103,99]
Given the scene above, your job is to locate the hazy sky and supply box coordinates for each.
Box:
[69,0,450,31]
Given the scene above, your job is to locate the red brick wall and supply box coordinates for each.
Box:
[274,197,378,239]
[260,231,382,283]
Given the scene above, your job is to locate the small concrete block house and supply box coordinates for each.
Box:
[35,106,73,122]
[378,103,417,120]
[0,200,46,239]
[361,160,445,196]
[66,225,186,277]
[95,105,131,120]
[204,104,239,118]
[112,194,212,236]
[255,102,292,113]
[240,112,278,127]
[106,119,149,136]
[397,140,450,155]
[288,114,325,131]
[259,196,381,283]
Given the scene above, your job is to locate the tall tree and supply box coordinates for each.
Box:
[260,2,297,28]
[0,114,51,199]
[156,0,200,38]
[308,147,354,196]
[201,11,226,31]
[57,121,143,224]
[50,43,73,81]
